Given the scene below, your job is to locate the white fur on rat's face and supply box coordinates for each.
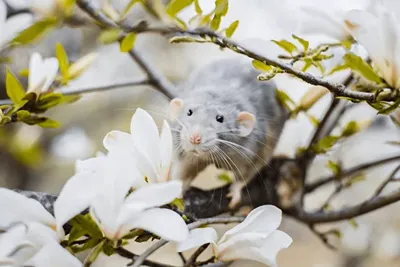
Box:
[173,103,239,160]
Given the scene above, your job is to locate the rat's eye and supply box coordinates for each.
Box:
[216,115,224,123]
[187,109,193,116]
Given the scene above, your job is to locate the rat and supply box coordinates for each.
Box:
[168,58,287,208]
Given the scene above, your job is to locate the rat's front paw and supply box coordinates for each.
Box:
[227,182,245,209]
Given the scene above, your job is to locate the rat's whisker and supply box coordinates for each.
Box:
[216,139,269,165]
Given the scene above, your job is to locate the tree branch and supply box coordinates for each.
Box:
[373,164,400,197]
[116,247,177,267]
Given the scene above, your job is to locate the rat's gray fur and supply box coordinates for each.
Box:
[170,58,287,189]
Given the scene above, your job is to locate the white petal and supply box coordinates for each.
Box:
[130,108,161,169]
[126,208,189,242]
[0,224,31,257]
[41,57,59,92]
[122,181,183,212]
[103,130,132,152]
[3,13,33,43]
[176,227,218,252]
[26,222,60,246]
[25,243,82,267]
[217,230,292,266]
[54,172,99,233]
[219,205,282,244]
[131,145,159,183]
[28,53,46,94]
[159,120,173,182]
[0,188,55,230]
[68,52,98,78]
[75,155,106,174]
[0,1,6,27]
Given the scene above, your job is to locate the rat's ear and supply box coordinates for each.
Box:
[237,111,256,137]
[169,98,184,120]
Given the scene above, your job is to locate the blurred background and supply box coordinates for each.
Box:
[1,0,400,266]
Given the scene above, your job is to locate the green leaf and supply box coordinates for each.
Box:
[102,241,115,256]
[98,28,122,44]
[121,0,142,19]
[252,60,272,72]
[169,36,209,44]
[19,68,29,77]
[37,118,60,128]
[171,198,184,211]
[84,240,106,266]
[307,114,320,127]
[210,15,222,30]
[120,33,137,52]
[326,160,341,176]
[16,110,31,120]
[312,135,339,154]
[271,40,297,55]
[6,69,26,105]
[68,226,88,244]
[378,97,400,115]
[225,20,239,38]
[343,53,382,84]
[166,0,194,17]
[214,0,228,16]
[69,214,103,239]
[349,218,359,229]
[194,0,202,14]
[257,72,277,81]
[56,43,69,81]
[12,17,58,45]
[328,64,349,75]
[344,173,365,187]
[218,172,233,183]
[122,229,144,240]
[70,237,102,254]
[341,121,360,137]
[331,229,342,239]
[292,34,309,52]
[390,114,400,128]
[275,89,295,112]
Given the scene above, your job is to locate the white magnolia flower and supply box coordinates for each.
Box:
[27,52,59,95]
[177,205,292,266]
[345,3,400,89]
[103,108,173,184]
[6,0,58,17]
[0,223,81,267]
[55,152,189,241]
[0,0,33,49]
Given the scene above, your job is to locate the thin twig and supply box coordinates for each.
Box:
[116,247,177,267]
[306,154,400,193]
[373,164,400,197]
[308,225,338,250]
[128,239,168,267]
[318,183,343,212]
[184,244,209,267]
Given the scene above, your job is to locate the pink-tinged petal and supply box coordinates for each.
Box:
[27,53,46,94]
[41,57,59,93]
[130,108,161,169]
[219,205,281,244]
[176,227,218,252]
[25,243,83,267]
[102,130,132,152]
[159,120,173,182]
[122,181,183,212]
[126,208,189,242]
[0,188,55,230]
[54,172,99,233]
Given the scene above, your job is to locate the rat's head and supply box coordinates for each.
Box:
[169,97,256,160]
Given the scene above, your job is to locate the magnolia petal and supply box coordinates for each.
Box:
[217,230,292,266]
[176,227,218,252]
[122,180,183,212]
[219,205,282,244]
[0,1,5,27]
[25,243,83,267]
[127,208,189,242]
[28,53,46,94]
[103,130,132,153]
[54,172,99,232]
[3,13,33,43]
[159,120,173,182]
[75,155,106,174]
[26,222,60,245]
[0,188,55,230]
[41,57,59,93]
[130,108,161,169]
[0,224,31,257]
[68,52,98,79]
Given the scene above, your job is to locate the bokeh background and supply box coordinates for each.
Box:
[1,0,400,266]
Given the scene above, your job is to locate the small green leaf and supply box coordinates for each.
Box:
[328,64,349,75]
[37,118,60,128]
[331,229,342,239]
[341,121,360,137]
[312,135,339,154]
[120,33,137,52]
[84,240,106,266]
[257,72,277,81]
[16,110,31,120]
[56,42,69,81]
[68,227,88,244]
[98,28,122,44]
[326,160,341,176]
[102,241,115,256]
[344,173,365,187]
[19,68,29,77]
[171,198,184,211]
[272,40,297,55]
[12,17,58,45]
[210,15,222,30]
[225,20,239,38]
[343,53,382,84]
[122,229,144,240]
[349,218,359,229]
[6,69,26,105]
[69,214,103,239]
[194,0,202,14]
[166,0,194,17]
[70,237,103,254]
[218,172,233,183]
[252,60,272,72]
[292,34,309,52]
[378,98,400,115]
[214,0,228,16]
[169,36,209,44]
[307,114,320,127]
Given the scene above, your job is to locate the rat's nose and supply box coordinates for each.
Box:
[190,133,202,145]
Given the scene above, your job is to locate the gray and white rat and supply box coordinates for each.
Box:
[168,58,287,208]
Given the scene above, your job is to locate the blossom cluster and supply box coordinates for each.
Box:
[0,108,292,266]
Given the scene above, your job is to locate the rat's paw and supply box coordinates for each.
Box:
[227,182,245,209]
